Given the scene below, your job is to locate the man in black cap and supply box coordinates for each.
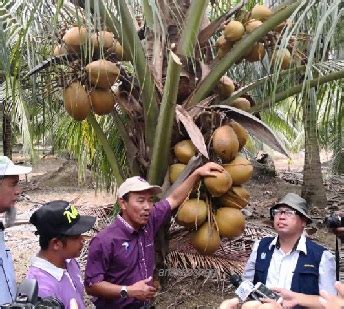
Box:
[243,193,336,298]
[26,200,96,309]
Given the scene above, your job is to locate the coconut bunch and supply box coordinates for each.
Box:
[216,4,292,69]
[171,120,253,255]
[57,27,124,121]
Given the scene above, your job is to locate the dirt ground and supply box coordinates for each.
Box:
[1,152,343,308]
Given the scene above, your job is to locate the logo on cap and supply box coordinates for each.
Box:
[63,205,79,224]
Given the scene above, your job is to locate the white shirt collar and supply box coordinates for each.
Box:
[30,256,71,281]
[268,233,307,254]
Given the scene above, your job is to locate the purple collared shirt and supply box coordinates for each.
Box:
[26,257,85,309]
[85,199,171,308]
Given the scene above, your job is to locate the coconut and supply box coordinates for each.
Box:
[169,163,186,183]
[230,97,251,112]
[272,48,291,69]
[176,199,207,228]
[107,40,129,60]
[63,82,91,121]
[89,89,116,115]
[241,301,262,309]
[204,170,232,197]
[213,125,239,162]
[53,44,68,56]
[232,186,250,201]
[229,120,249,150]
[251,4,272,21]
[219,186,250,209]
[223,155,253,185]
[215,208,245,238]
[191,222,221,255]
[91,31,114,49]
[245,19,263,33]
[174,140,197,164]
[62,26,87,53]
[245,43,266,62]
[218,76,235,98]
[224,21,245,41]
[216,35,230,49]
[85,59,120,89]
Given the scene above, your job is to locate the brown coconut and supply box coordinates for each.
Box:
[89,89,116,115]
[245,19,263,33]
[218,76,235,98]
[230,97,251,112]
[204,170,232,197]
[85,59,120,89]
[191,222,221,255]
[213,125,239,162]
[229,120,248,151]
[91,31,114,49]
[272,48,292,69]
[63,26,87,53]
[219,186,250,209]
[174,140,197,164]
[176,199,207,228]
[215,208,245,238]
[245,43,266,62]
[53,44,68,56]
[169,163,186,183]
[63,82,91,121]
[241,301,262,309]
[107,40,129,60]
[251,4,272,21]
[223,155,253,185]
[224,21,245,42]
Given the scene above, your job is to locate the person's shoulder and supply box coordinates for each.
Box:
[306,238,327,250]
[27,266,59,291]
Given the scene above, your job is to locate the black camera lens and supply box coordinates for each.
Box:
[324,215,343,228]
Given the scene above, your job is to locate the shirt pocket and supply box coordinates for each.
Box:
[297,268,319,294]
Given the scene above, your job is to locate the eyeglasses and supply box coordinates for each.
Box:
[272,208,297,217]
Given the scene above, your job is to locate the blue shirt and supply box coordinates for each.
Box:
[0,229,16,305]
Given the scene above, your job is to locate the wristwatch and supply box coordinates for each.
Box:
[120,286,128,298]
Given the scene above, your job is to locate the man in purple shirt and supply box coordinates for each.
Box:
[85,162,224,308]
[26,200,96,309]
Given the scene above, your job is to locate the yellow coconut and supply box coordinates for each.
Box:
[230,97,251,112]
[241,301,262,309]
[176,199,207,228]
[85,59,120,89]
[191,222,221,255]
[89,89,116,115]
[232,186,250,201]
[213,125,239,162]
[62,26,87,53]
[169,163,186,183]
[272,48,292,69]
[215,207,245,238]
[229,120,249,151]
[218,76,235,99]
[204,170,232,197]
[223,155,253,185]
[224,21,245,42]
[251,4,272,21]
[91,31,114,49]
[219,186,250,209]
[63,82,91,121]
[53,44,68,56]
[216,35,229,49]
[245,43,266,62]
[174,140,197,164]
[245,19,263,33]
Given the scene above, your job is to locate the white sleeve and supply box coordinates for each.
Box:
[242,240,260,282]
[318,250,336,295]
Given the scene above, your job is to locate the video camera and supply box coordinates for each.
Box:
[324,214,344,229]
[1,279,64,309]
[229,274,282,303]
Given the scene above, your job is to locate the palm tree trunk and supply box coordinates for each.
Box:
[2,110,12,159]
[302,89,327,208]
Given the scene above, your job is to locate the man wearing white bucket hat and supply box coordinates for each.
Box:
[0,156,32,305]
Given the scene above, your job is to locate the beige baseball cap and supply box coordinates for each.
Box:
[0,156,32,176]
[117,176,162,198]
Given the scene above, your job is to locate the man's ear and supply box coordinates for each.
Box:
[118,198,127,211]
[51,237,63,251]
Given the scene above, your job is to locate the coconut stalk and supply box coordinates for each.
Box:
[92,0,159,150]
[185,0,303,109]
[87,113,124,184]
[148,0,210,185]
[252,69,344,112]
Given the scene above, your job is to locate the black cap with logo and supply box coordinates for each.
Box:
[30,200,96,236]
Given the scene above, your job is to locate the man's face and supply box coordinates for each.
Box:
[0,175,21,213]
[119,190,154,229]
[54,235,85,259]
[273,205,306,236]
